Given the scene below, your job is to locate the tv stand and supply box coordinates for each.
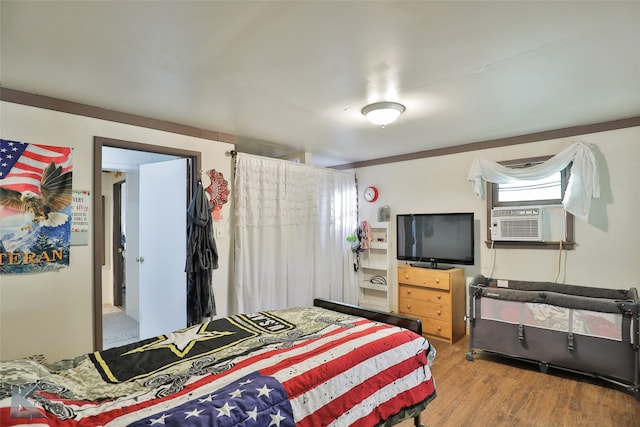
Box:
[410,261,454,270]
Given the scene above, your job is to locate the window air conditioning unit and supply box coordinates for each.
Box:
[491,206,547,242]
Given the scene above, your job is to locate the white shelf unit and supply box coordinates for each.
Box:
[358,222,392,312]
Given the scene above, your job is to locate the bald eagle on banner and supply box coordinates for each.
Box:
[0,140,73,274]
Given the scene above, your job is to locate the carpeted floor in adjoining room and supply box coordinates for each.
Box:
[102,304,139,350]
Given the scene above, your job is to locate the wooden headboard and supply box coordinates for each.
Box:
[313,298,422,336]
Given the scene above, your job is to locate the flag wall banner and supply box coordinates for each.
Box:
[0,139,73,274]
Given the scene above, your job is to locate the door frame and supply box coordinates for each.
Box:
[93,136,201,351]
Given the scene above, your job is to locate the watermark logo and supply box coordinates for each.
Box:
[10,384,45,419]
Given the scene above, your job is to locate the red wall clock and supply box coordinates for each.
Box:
[364,186,379,202]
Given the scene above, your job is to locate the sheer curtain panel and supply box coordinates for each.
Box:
[468,142,599,220]
[233,153,358,313]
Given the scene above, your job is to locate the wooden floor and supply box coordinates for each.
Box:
[397,335,639,427]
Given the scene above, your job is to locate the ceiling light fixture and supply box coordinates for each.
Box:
[361,101,406,127]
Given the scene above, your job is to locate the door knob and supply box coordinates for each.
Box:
[117,247,125,253]
[136,256,145,263]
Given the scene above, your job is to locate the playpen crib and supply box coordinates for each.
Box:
[466,275,639,398]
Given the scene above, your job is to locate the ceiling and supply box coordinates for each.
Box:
[2,1,639,167]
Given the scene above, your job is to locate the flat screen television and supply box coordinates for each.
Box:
[396,212,475,269]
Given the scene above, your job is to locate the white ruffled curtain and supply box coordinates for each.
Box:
[468,142,600,221]
[233,153,358,313]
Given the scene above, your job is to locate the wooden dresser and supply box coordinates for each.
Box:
[397,265,466,344]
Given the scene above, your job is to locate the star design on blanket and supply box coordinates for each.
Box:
[124,323,235,358]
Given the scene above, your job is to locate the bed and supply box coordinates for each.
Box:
[0,298,436,426]
[466,275,639,399]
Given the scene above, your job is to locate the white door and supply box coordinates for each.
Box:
[138,158,187,339]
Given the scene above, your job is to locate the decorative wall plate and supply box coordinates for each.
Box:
[204,169,229,210]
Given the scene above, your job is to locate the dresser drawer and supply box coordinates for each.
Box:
[399,297,451,321]
[399,285,451,305]
[422,318,452,340]
[397,310,452,341]
[397,266,451,290]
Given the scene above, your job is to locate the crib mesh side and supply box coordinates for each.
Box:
[480,298,624,341]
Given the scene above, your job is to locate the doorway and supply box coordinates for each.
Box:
[92,136,201,351]
[102,175,138,350]
[113,179,125,308]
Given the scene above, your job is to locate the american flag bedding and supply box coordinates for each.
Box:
[0,306,436,426]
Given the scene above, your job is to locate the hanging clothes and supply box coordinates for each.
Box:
[185,181,219,326]
[358,221,372,251]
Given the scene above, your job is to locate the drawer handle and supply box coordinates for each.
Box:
[437,326,442,331]
[436,310,441,315]
[435,278,440,284]
[437,295,442,300]
[407,289,412,295]
[406,304,411,310]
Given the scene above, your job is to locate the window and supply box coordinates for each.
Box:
[496,172,562,203]
[486,156,574,249]
[491,157,570,207]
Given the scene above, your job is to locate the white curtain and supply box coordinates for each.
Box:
[233,153,358,313]
[467,142,600,221]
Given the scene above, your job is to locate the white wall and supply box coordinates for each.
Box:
[355,126,640,312]
[0,101,234,361]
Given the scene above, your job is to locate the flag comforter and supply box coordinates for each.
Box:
[1,306,436,426]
